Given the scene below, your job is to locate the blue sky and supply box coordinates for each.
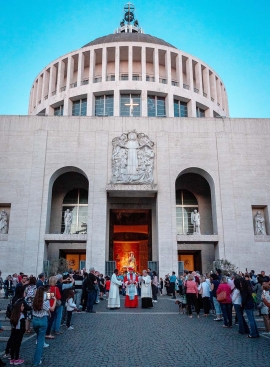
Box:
[0,0,269,117]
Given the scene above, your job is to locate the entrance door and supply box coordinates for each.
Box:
[178,250,202,272]
[109,209,152,273]
[64,253,86,270]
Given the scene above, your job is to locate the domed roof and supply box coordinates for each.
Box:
[82,33,176,49]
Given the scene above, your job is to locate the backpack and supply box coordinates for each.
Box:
[5,298,23,319]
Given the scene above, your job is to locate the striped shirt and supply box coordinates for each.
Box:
[32,300,50,317]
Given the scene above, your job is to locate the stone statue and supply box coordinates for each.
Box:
[191,209,200,234]
[64,209,72,234]
[254,211,266,235]
[111,130,155,185]
[0,210,8,234]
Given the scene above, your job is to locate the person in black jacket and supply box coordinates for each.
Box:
[86,268,97,313]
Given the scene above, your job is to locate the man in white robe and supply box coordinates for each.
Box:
[108,269,123,309]
[141,270,153,308]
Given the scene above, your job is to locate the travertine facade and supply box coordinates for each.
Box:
[1,116,270,276]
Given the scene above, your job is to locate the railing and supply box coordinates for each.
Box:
[60,86,66,92]
[194,88,199,93]
[159,78,167,84]
[183,84,190,90]
[146,76,155,82]
[211,97,214,102]
[106,75,115,81]
[44,95,48,100]
[171,81,179,86]
[81,79,89,85]
[52,90,56,96]
[203,92,207,97]
[132,75,142,81]
[120,74,128,81]
[70,82,77,88]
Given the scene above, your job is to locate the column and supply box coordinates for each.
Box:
[102,47,107,82]
[210,72,217,102]
[66,56,74,89]
[141,47,146,81]
[114,90,120,116]
[87,92,93,116]
[57,60,65,93]
[141,89,147,116]
[186,57,193,92]
[41,70,48,101]
[177,53,182,87]
[128,45,133,81]
[195,62,202,95]
[203,67,211,99]
[37,75,43,104]
[115,46,120,81]
[89,50,94,84]
[216,77,221,106]
[154,48,159,83]
[77,52,84,86]
[166,50,171,86]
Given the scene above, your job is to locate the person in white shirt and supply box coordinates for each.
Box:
[198,277,211,316]
[232,278,250,334]
[65,290,77,330]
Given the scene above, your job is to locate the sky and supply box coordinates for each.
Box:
[0,0,269,118]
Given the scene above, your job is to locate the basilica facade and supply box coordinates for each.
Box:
[0,4,269,276]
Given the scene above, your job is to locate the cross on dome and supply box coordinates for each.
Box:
[115,3,144,34]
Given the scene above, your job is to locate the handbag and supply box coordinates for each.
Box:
[217,290,227,302]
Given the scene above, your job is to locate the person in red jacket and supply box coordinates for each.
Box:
[45,276,61,339]
[124,268,138,308]
[216,276,232,328]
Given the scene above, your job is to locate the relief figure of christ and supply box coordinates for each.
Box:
[126,133,139,175]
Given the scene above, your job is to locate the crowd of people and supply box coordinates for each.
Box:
[0,267,270,366]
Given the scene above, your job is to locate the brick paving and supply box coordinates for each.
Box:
[0,295,269,367]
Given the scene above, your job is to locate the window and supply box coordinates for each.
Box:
[120,94,141,117]
[176,189,198,234]
[95,95,114,116]
[61,189,88,234]
[54,105,64,116]
[196,107,205,118]
[72,99,87,116]
[148,95,166,117]
[174,100,188,117]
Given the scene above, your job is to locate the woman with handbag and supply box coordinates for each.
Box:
[45,276,61,339]
[216,276,232,328]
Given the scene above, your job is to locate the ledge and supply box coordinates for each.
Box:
[254,235,270,242]
[44,234,87,243]
[0,234,8,241]
[176,234,219,243]
[106,184,158,197]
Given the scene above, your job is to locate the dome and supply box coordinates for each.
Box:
[82,33,176,49]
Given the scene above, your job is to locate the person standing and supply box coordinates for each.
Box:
[73,271,83,309]
[36,274,45,289]
[108,269,123,309]
[152,271,158,303]
[124,267,138,308]
[216,276,232,328]
[65,290,77,330]
[141,270,153,308]
[169,271,177,299]
[9,301,25,365]
[185,274,200,318]
[45,276,61,339]
[198,277,211,317]
[159,278,164,296]
[260,282,270,335]
[86,267,97,313]
[232,279,250,335]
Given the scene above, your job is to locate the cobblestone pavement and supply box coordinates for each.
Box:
[0,295,269,367]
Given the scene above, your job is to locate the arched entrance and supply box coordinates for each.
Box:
[175,168,217,273]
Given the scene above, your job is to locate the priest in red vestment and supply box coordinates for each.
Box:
[124,267,139,308]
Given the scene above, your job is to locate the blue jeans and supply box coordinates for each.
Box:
[52,305,63,332]
[212,296,222,316]
[245,308,259,337]
[32,316,48,366]
[87,290,96,311]
[220,303,232,326]
[234,304,249,334]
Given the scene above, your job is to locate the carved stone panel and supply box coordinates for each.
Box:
[111,130,155,185]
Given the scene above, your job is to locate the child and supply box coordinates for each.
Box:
[105,276,111,299]
[9,302,25,365]
[65,290,77,330]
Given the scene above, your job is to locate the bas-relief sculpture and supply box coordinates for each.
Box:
[0,210,8,234]
[111,131,154,185]
[191,209,200,235]
[254,211,266,235]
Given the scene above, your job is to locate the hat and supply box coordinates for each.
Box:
[128,267,134,271]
